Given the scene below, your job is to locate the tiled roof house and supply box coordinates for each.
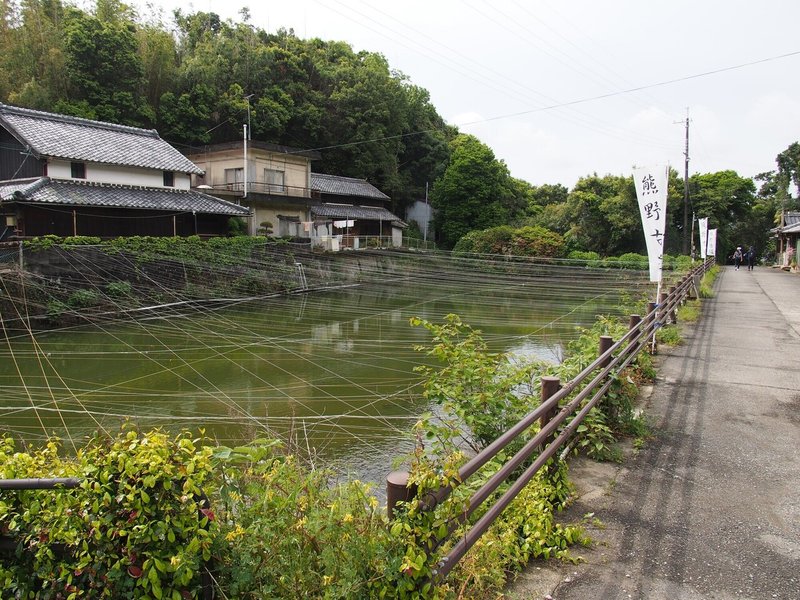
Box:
[0,104,250,240]
[183,139,404,249]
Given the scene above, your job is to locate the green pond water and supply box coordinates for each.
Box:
[0,271,639,483]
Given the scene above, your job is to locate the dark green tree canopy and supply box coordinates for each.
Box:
[431,134,526,249]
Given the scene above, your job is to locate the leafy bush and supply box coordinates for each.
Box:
[616,252,648,270]
[210,442,401,599]
[0,429,215,599]
[67,288,99,308]
[411,314,545,450]
[105,281,132,298]
[453,225,565,258]
[567,250,601,265]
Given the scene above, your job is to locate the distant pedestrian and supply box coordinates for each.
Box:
[746,246,755,271]
[733,246,743,270]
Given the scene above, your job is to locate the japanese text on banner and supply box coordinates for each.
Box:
[633,166,669,282]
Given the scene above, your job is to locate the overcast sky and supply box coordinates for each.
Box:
[134,0,800,189]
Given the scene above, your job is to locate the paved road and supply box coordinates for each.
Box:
[514,266,800,600]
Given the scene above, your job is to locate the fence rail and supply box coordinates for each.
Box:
[387,258,711,583]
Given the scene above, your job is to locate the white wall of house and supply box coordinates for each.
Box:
[252,206,310,237]
[48,159,191,190]
[392,225,403,247]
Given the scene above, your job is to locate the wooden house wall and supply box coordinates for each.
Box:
[18,205,231,238]
[0,129,45,180]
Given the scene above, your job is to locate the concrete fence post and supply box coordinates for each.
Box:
[668,285,678,323]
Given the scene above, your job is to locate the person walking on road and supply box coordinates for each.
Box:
[733,246,743,270]
[745,246,756,271]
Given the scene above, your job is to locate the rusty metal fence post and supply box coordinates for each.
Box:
[386,470,417,521]
[598,335,613,368]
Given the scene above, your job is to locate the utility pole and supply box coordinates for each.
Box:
[674,108,691,255]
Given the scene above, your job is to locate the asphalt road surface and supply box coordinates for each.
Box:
[509,266,800,600]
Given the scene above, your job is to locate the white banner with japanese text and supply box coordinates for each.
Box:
[707,228,717,258]
[698,217,709,258]
[633,166,669,282]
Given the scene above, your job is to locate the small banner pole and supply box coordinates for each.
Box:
[633,165,669,352]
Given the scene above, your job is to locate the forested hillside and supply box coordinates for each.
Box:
[1,0,798,257]
[0,0,454,208]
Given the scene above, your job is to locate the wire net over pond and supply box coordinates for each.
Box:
[0,245,651,481]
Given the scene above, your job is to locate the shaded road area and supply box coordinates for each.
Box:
[511,266,800,599]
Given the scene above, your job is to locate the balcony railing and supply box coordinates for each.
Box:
[205,182,316,199]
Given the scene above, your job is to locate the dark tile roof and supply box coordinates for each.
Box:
[311,173,389,200]
[784,211,800,227]
[0,177,250,216]
[311,203,402,222]
[0,104,203,175]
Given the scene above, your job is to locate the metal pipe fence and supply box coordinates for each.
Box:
[387,258,712,584]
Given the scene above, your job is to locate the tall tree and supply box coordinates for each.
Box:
[58,6,148,124]
[431,134,524,248]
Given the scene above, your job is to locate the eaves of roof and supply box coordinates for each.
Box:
[311,203,404,225]
[311,173,390,200]
[0,103,203,175]
[0,177,250,217]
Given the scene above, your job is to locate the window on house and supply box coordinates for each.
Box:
[71,162,86,179]
[265,169,285,193]
[225,168,244,191]
[163,171,175,187]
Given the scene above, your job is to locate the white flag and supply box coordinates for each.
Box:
[698,217,709,258]
[707,228,717,257]
[633,166,669,282]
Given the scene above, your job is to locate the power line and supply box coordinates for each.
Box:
[290,49,800,155]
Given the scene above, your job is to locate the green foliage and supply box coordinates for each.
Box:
[699,265,720,298]
[105,281,132,298]
[656,325,682,346]
[410,314,545,451]
[431,135,526,248]
[453,225,566,258]
[210,442,401,599]
[567,250,601,264]
[677,299,701,322]
[227,217,248,237]
[67,288,99,309]
[25,236,103,252]
[0,429,216,599]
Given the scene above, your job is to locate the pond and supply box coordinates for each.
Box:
[0,265,643,484]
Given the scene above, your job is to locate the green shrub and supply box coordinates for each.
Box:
[616,253,648,270]
[0,429,216,599]
[567,250,601,265]
[105,281,132,298]
[67,288,99,308]
[453,225,565,258]
[211,443,400,599]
